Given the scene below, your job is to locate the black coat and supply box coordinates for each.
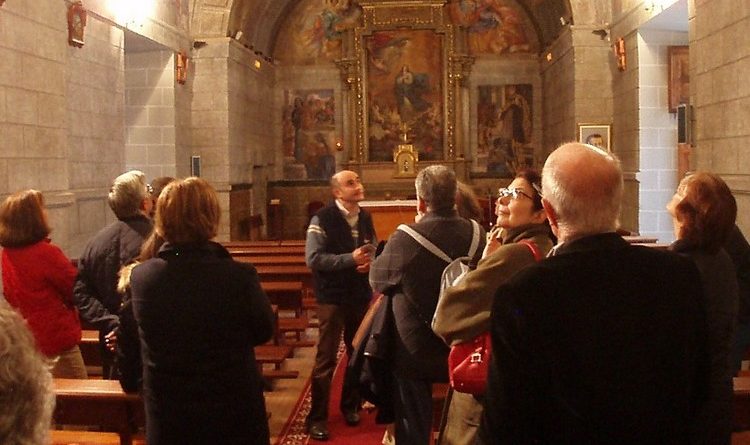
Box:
[481,233,709,445]
[369,210,485,381]
[129,241,274,445]
[73,215,152,334]
[672,240,738,445]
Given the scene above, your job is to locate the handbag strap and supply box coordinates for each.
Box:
[517,239,542,262]
[397,219,481,263]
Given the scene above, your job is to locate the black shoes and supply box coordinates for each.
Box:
[307,422,329,441]
[343,410,361,426]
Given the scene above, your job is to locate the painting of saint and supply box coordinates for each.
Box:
[366,30,444,162]
[275,0,362,65]
[448,0,535,55]
[476,84,533,176]
[281,90,337,180]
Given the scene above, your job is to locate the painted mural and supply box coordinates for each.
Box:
[366,30,443,162]
[448,0,534,55]
[476,84,533,177]
[275,0,362,65]
[281,90,337,180]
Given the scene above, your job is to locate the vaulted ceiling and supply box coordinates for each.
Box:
[209,0,573,57]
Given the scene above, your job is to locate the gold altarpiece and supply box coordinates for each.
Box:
[335,0,474,186]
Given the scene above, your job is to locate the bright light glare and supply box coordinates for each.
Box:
[110,0,156,27]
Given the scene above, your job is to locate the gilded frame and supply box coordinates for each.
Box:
[343,0,461,163]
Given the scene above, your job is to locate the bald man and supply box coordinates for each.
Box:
[479,143,709,444]
[305,170,377,441]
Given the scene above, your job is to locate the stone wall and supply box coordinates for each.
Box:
[125,49,177,179]
[637,29,688,242]
[691,0,750,234]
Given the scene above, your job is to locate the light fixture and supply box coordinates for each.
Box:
[175,51,188,84]
[613,38,626,71]
[254,60,261,69]
[546,52,553,62]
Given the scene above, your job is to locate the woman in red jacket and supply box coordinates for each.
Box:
[0,189,86,378]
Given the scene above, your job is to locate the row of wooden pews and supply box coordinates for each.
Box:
[53,240,314,444]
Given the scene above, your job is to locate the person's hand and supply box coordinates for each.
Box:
[352,245,374,265]
[356,261,370,273]
[482,227,503,258]
[104,329,118,353]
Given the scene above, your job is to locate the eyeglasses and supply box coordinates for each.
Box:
[498,187,533,201]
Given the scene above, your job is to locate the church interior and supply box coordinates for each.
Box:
[2,0,750,443]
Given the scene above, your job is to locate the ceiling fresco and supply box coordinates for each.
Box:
[222,0,572,59]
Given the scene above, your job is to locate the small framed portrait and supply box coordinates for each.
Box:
[578,124,611,152]
[668,46,689,113]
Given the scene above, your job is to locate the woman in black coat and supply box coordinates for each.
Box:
[667,172,739,445]
[127,177,274,445]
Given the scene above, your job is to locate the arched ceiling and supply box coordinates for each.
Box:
[215,0,573,58]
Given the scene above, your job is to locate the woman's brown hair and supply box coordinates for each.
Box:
[0,190,51,248]
[675,172,737,252]
[155,177,220,245]
[515,168,544,211]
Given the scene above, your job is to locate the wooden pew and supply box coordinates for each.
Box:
[622,235,658,244]
[227,246,306,256]
[53,379,143,445]
[223,240,305,248]
[234,255,306,266]
[80,329,102,376]
[735,376,750,430]
[50,430,122,445]
[255,265,312,283]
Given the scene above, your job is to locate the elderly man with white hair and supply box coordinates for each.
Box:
[73,170,153,379]
[479,143,709,444]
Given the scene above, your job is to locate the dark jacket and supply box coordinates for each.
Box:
[481,233,708,445]
[370,210,485,381]
[724,225,750,323]
[672,240,738,445]
[129,241,274,445]
[73,215,152,334]
[307,203,375,305]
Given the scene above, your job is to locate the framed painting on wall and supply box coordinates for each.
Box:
[578,124,611,151]
[476,84,534,177]
[365,29,444,162]
[668,46,689,113]
[281,89,337,180]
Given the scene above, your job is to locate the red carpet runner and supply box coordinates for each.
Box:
[276,352,386,445]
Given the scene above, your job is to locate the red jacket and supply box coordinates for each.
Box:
[2,239,81,356]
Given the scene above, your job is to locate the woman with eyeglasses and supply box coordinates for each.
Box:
[0,190,87,378]
[667,172,738,445]
[432,169,554,445]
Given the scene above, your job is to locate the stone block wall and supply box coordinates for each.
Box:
[541,29,576,155]
[124,49,177,179]
[691,0,750,234]
[637,29,688,242]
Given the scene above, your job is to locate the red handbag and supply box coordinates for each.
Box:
[447,332,492,395]
[447,240,542,395]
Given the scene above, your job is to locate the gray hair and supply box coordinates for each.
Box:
[415,165,457,212]
[108,170,149,219]
[0,302,54,445]
[542,143,622,238]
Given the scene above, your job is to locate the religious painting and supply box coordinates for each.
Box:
[448,0,535,55]
[668,46,689,113]
[476,84,533,177]
[275,0,362,65]
[578,123,611,152]
[366,29,444,162]
[281,90,337,180]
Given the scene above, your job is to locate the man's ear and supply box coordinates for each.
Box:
[332,187,342,200]
[542,198,558,229]
[416,197,427,215]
